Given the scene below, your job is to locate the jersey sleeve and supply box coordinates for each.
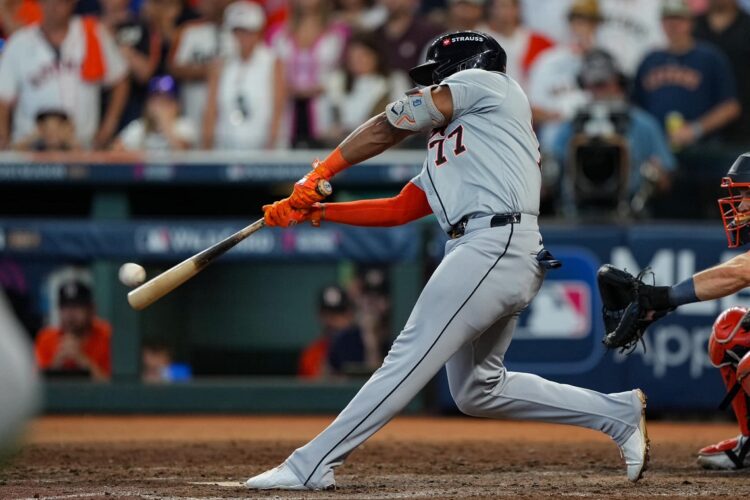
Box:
[0,35,22,102]
[442,69,507,120]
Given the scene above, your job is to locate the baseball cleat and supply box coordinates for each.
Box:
[697,435,750,470]
[619,389,650,483]
[245,463,334,490]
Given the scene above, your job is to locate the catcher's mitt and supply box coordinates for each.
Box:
[597,264,674,352]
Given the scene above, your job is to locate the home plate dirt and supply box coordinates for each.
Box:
[1,416,750,499]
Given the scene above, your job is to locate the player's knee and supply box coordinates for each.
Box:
[452,392,486,417]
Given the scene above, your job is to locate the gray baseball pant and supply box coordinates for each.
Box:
[285,215,641,487]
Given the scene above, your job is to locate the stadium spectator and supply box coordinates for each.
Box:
[101,0,161,131]
[632,0,741,149]
[374,0,443,85]
[694,0,750,145]
[527,0,602,149]
[325,32,392,142]
[481,0,554,90]
[115,75,197,150]
[445,0,484,31]
[168,0,234,133]
[12,110,80,151]
[203,1,283,149]
[299,285,378,379]
[333,0,386,30]
[269,0,347,148]
[552,49,675,216]
[0,0,129,150]
[34,281,112,382]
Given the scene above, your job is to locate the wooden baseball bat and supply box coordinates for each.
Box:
[127,179,332,310]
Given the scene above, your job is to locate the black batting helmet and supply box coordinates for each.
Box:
[408,31,507,86]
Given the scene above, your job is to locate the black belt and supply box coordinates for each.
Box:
[448,213,522,239]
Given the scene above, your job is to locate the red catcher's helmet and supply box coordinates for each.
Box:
[718,153,750,247]
[709,307,750,367]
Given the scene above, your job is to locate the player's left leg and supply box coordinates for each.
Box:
[446,314,648,481]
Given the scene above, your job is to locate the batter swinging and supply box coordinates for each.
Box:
[249,31,649,490]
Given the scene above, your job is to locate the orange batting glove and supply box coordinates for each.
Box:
[263,199,324,227]
[288,169,327,209]
[288,149,349,209]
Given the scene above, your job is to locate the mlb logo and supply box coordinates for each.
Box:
[520,281,591,339]
[136,227,170,253]
[442,38,451,46]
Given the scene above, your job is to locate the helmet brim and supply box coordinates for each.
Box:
[408,61,439,86]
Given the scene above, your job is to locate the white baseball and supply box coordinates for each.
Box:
[119,263,146,287]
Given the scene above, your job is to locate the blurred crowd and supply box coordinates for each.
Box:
[0,0,747,155]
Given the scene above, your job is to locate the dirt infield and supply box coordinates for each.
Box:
[2,416,750,499]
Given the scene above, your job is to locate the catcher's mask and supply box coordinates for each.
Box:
[718,153,750,248]
[408,31,506,86]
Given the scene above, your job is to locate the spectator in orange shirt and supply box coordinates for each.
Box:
[35,281,112,381]
[299,285,367,379]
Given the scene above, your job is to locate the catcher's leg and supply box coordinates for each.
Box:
[446,315,642,446]
[697,359,750,470]
[258,225,540,489]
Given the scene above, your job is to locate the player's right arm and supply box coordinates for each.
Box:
[279,85,453,212]
[334,85,454,167]
[0,34,21,149]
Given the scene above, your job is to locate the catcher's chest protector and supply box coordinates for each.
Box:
[711,307,750,435]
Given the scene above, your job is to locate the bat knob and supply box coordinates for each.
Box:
[316,179,333,197]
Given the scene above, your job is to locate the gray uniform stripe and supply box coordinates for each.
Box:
[303,223,516,486]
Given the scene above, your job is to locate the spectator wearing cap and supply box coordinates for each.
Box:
[34,281,112,381]
[552,49,675,213]
[481,0,554,91]
[203,1,284,149]
[527,0,603,149]
[167,0,235,132]
[299,285,373,379]
[374,0,443,89]
[12,109,80,151]
[114,75,197,150]
[633,0,740,149]
[694,0,750,145]
[445,0,485,31]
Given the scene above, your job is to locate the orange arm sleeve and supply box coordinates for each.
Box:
[322,182,432,227]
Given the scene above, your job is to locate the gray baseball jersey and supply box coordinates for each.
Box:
[412,69,541,233]
[276,69,643,490]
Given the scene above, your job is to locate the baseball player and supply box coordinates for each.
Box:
[599,152,750,470]
[248,31,649,490]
